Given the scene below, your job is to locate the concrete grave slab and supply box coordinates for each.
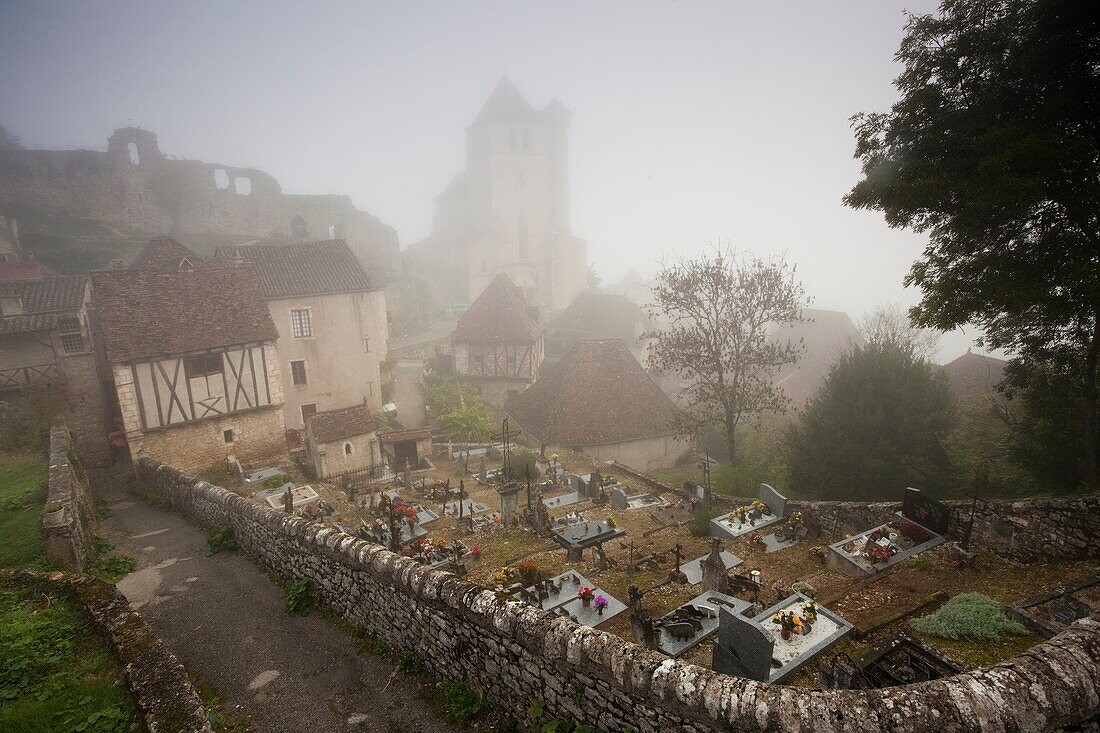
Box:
[680,551,744,585]
[655,591,751,657]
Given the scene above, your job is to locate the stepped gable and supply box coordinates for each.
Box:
[507,338,682,445]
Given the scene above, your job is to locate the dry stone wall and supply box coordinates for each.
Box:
[41,425,93,571]
[1,569,211,733]
[135,458,1100,733]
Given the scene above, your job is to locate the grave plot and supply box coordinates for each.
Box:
[548,511,587,531]
[818,632,963,689]
[759,514,810,553]
[443,498,489,517]
[239,460,285,485]
[543,489,584,509]
[710,484,787,540]
[713,592,852,683]
[381,490,439,524]
[654,591,752,657]
[257,484,319,510]
[359,520,429,547]
[403,538,470,568]
[826,490,947,578]
[550,520,626,561]
[679,551,743,585]
[610,487,666,511]
[516,571,627,627]
[1007,574,1099,638]
[651,501,695,526]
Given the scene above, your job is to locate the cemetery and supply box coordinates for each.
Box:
[709,483,787,539]
[826,489,948,578]
[210,437,1098,696]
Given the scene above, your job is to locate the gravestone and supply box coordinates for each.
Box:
[902,487,949,536]
[759,484,787,517]
[610,487,628,510]
[497,482,522,526]
[700,538,728,592]
[585,471,602,499]
[712,608,773,682]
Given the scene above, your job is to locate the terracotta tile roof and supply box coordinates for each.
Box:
[452,274,540,344]
[0,277,86,335]
[0,312,58,335]
[91,266,277,364]
[940,351,1008,399]
[506,338,683,446]
[0,260,62,281]
[307,403,378,444]
[379,427,432,444]
[550,291,648,344]
[129,237,206,272]
[213,239,373,299]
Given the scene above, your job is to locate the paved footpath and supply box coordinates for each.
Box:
[99,489,459,733]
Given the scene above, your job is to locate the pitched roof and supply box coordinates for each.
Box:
[0,260,61,281]
[0,276,87,335]
[551,291,648,344]
[91,266,277,363]
[306,403,378,444]
[773,308,862,403]
[214,239,373,299]
[129,237,206,272]
[506,338,682,446]
[471,77,536,126]
[452,274,540,343]
[940,350,1008,399]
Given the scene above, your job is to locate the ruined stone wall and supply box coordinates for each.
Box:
[1,569,211,733]
[135,458,1100,733]
[41,426,93,571]
[0,129,399,271]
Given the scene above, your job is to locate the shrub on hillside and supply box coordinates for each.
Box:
[911,592,1027,641]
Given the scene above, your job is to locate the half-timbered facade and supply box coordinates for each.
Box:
[92,261,285,471]
[450,273,543,409]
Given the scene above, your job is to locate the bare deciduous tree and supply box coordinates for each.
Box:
[859,304,941,360]
[644,247,809,465]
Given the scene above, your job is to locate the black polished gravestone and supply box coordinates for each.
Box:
[712,607,774,682]
[902,488,950,536]
[551,520,626,561]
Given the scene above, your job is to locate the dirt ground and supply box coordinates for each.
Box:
[224,446,1098,688]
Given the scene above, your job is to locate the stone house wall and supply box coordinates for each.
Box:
[271,289,388,431]
[578,434,691,472]
[41,425,93,571]
[134,458,1100,733]
[308,431,381,480]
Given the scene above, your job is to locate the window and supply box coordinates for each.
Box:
[60,334,84,354]
[507,353,516,373]
[0,296,23,315]
[301,403,317,422]
[367,381,374,396]
[127,142,141,166]
[290,360,308,386]
[291,309,312,338]
[363,337,371,353]
[223,429,236,444]
[344,442,353,456]
[57,316,81,334]
[185,353,223,378]
[213,169,230,189]
[233,176,252,195]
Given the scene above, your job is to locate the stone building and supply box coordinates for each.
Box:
[304,402,382,480]
[0,275,109,464]
[0,127,399,271]
[214,239,389,436]
[91,263,285,471]
[404,78,587,311]
[506,338,689,471]
[546,291,651,367]
[450,273,543,409]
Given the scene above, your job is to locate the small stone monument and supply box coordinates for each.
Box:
[701,537,728,592]
[403,459,412,489]
[479,456,487,483]
[497,481,522,526]
[610,487,629,510]
[283,486,293,514]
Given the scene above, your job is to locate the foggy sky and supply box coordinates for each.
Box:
[2,0,990,361]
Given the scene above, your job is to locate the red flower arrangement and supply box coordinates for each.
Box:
[899,522,931,544]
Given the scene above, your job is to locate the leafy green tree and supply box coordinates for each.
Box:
[845,0,1100,486]
[786,339,956,500]
[438,395,493,443]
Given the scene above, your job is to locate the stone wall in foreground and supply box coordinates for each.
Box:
[1,569,211,733]
[41,425,93,571]
[135,458,1100,733]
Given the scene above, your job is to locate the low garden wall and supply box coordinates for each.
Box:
[41,425,94,571]
[135,457,1100,733]
[1,569,211,733]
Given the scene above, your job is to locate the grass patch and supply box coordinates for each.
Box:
[89,555,136,582]
[911,592,1028,641]
[284,579,318,616]
[0,452,48,569]
[433,681,486,724]
[206,524,237,555]
[196,680,252,733]
[0,583,136,733]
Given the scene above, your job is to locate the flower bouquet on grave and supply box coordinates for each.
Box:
[899,522,931,544]
[578,586,595,607]
[593,594,609,616]
[866,542,895,565]
[801,601,819,623]
[753,500,770,516]
[470,544,482,560]
[518,560,540,586]
[772,611,807,640]
[606,515,616,528]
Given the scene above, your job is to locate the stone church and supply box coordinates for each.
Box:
[404,78,587,312]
